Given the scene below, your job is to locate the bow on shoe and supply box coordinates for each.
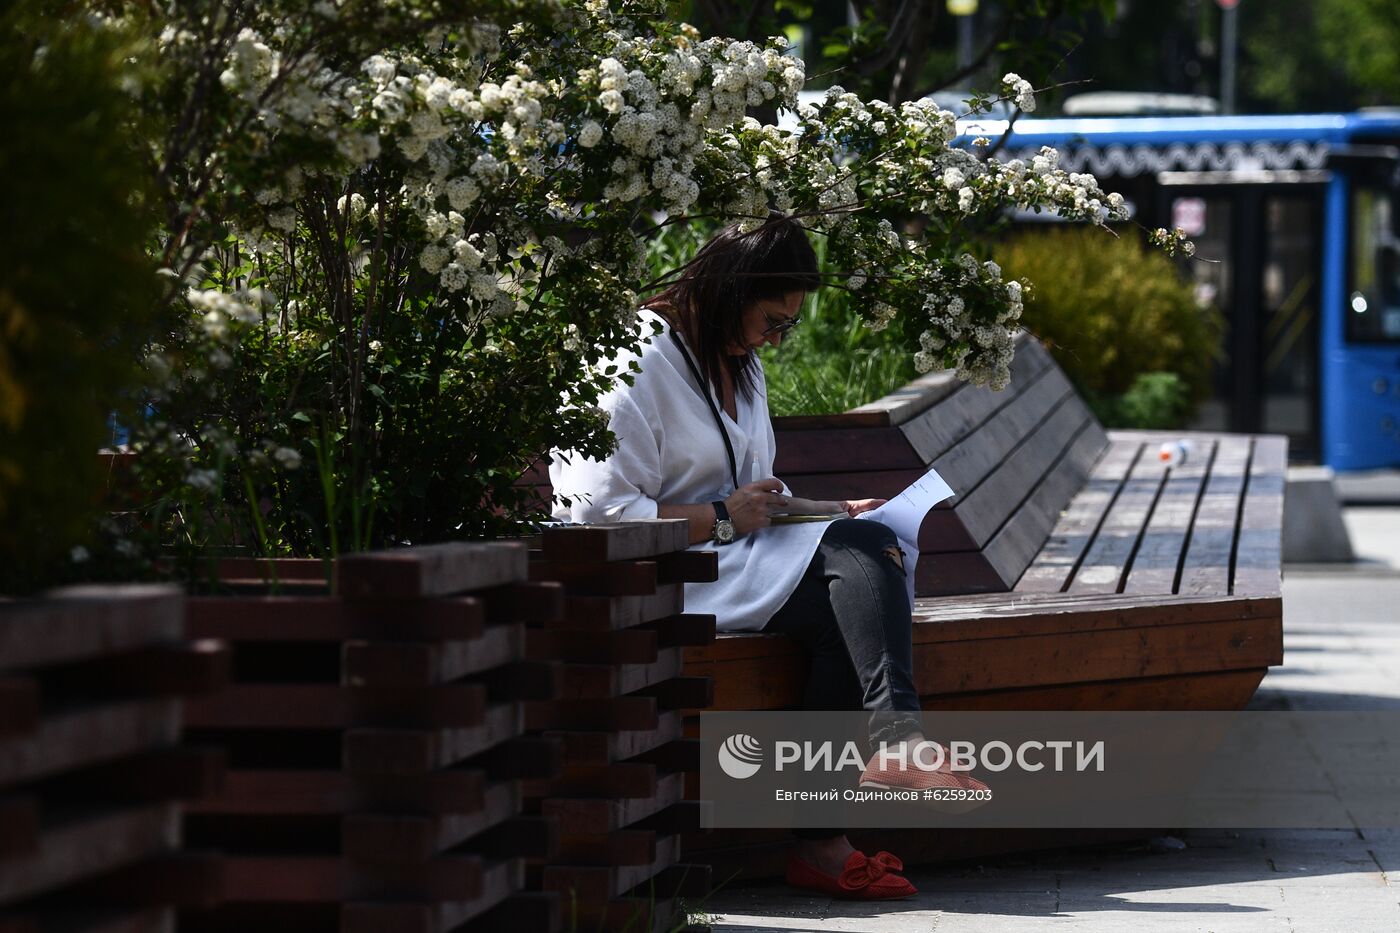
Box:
[838,851,906,890]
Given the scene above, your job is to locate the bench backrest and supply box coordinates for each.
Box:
[773,333,1110,596]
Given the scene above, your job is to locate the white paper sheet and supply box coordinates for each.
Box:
[855,466,955,543]
[855,466,955,608]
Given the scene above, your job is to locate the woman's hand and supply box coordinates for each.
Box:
[725,479,788,537]
[842,497,886,517]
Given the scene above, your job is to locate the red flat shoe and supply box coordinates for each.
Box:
[786,850,918,899]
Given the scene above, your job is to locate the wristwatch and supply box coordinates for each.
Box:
[710,500,736,545]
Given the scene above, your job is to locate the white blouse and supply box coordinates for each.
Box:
[550,308,829,632]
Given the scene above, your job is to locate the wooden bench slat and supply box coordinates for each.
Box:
[927,362,1076,505]
[687,592,1282,663]
[1177,436,1253,596]
[897,336,1057,466]
[1232,435,1287,597]
[546,711,683,765]
[772,426,922,474]
[925,416,1109,595]
[1067,440,1172,594]
[1121,439,1219,595]
[779,467,928,502]
[921,393,1102,552]
[541,771,684,835]
[1015,439,1142,593]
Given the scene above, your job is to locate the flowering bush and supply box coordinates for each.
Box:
[60,0,1169,565]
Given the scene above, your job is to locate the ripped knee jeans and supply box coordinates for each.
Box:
[764,518,923,745]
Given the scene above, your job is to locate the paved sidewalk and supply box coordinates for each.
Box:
[703,508,1400,933]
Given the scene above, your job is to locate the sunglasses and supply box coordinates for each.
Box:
[761,310,802,336]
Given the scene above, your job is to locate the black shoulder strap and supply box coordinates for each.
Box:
[669,329,740,492]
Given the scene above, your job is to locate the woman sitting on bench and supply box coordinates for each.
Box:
[551,212,986,900]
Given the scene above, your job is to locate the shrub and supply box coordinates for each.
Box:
[997,226,1224,428]
[0,7,158,592]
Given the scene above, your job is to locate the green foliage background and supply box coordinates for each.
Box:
[999,226,1224,429]
[0,6,158,592]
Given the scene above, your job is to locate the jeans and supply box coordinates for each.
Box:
[766,518,924,739]
[766,518,925,842]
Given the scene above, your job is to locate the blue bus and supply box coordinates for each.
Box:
[959,111,1400,470]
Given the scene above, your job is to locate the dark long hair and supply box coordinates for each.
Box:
[647,213,819,401]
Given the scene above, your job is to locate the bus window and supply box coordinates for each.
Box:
[1348,187,1400,343]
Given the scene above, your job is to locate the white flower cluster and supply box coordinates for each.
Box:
[910,254,1024,390]
[1001,72,1036,113]
[187,288,262,340]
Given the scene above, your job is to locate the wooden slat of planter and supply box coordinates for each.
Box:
[541,772,684,835]
[0,677,40,737]
[527,628,658,665]
[1067,442,1172,594]
[184,684,487,729]
[653,550,718,585]
[468,892,562,933]
[1232,435,1287,597]
[0,700,180,788]
[528,560,658,596]
[644,613,716,648]
[0,796,39,858]
[1121,439,1218,595]
[1178,436,1253,596]
[341,782,520,861]
[525,761,657,799]
[547,711,683,765]
[634,677,713,711]
[40,747,224,803]
[42,642,229,698]
[0,586,182,672]
[897,336,1057,466]
[540,521,690,563]
[553,586,684,631]
[920,397,1099,552]
[559,649,683,699]
[523,696,657,732]
[542,834,680,900]
[220,855,491,903]
[558,829,656,866]
[187,596,487,643]
[479,582,566,625]
[341,624,525,688]
[188,769,486,815]
[340,859,524,933]
[342,703,523,774]
[0,907,175,933]
[0,803,178,904]
[1016,439,1142,593]
[335,542,528,599]
[574,898,682,933]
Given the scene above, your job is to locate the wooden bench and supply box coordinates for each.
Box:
[684,332,1285,713]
